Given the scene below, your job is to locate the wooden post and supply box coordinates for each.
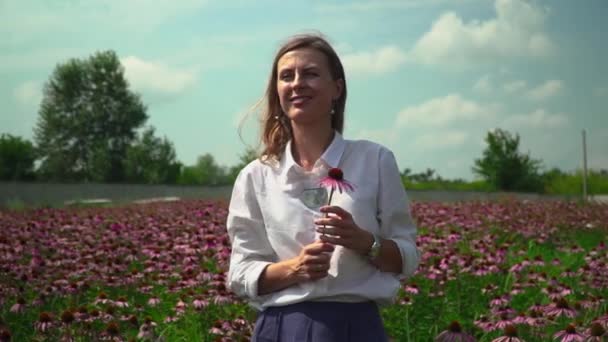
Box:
[582,129,588,202]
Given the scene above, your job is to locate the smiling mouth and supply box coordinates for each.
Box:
[290,96,312,104]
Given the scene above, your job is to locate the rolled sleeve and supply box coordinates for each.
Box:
[226,167,277,305]
[376,149,420,279]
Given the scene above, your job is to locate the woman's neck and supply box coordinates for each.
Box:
[290,123,334,171]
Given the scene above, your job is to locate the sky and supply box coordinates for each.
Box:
[1,0,607,180]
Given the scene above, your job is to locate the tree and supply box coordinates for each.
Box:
[35,50,147,182]
[227,147,258,182]
[124,127,182,184]
[0,134,37,181]
[178,153,227,185]
[473,129,542,192]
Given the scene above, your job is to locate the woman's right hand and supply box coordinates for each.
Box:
[288,241,334,283]
[257,241,335,295]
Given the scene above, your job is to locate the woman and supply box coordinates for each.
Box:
[226,33,420,342]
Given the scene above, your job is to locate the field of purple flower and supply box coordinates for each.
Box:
[0,199,607,341]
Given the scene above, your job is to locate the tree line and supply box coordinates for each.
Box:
[1,50,606,193]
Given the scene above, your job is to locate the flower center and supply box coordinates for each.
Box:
[328,168,343,180]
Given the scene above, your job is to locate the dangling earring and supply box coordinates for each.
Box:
[330,101,336,115]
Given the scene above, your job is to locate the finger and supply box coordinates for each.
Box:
[316,226,352,238]
[320,205,352,220]
[305,242,335,255]
[319,234,350,247]
[304,253,331,264]
[313,217,345,227]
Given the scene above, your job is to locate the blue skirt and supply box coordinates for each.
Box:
[252,301,389,342]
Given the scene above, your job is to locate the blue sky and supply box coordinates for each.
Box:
[2,0,607,180]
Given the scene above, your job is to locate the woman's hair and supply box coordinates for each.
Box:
[257,33,347,164]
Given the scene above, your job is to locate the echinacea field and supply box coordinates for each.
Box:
[0,199,607,341]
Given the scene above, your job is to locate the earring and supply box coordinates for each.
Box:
[330,101,336,115]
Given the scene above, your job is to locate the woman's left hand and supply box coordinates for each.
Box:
[314,205,374,255]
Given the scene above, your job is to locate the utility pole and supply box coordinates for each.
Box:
[582,129,588,202]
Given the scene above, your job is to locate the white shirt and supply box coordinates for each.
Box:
[226,132,419,309]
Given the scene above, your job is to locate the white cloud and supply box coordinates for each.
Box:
[503,109,568,128]
[410,0,554,67]
[526,79,563,101]
[342,46,407,76]
[503,80,527,93]
[13,81,43,107]
[396,94,495,126]
[414,131,469,149]
[121,56,199,95]
[473,74,493,93]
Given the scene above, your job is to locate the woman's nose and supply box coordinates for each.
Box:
[292,72,306,88]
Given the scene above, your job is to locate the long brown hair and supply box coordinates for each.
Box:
[257,33,347,164]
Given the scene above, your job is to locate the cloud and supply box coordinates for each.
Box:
[526,79,563,101]
[13,81,43,107]
[397,94,496,126]
[410,0,554,67]
[503,80,527,93]
[314,0,481,12]
[503,109,568,128]
[414,130,469,149]
[473,74,492,93]
[120,56,199,95]
[342,46,407,76]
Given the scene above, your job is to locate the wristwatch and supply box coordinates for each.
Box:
[367,233,382,260]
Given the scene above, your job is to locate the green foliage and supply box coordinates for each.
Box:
[473,129,543,192]
[227,147,258,183]
[178,153,227,186]
[543,168,608,195]
[401,167,493,192]
[0,134,36,181]
[35,50,148,182]
[124,126,182,184]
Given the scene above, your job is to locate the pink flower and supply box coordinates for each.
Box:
[492,325,523,342]
[147,297,160,307]
[319,168,355,202]
[34,312,54,333]
[435,321,476,342]
[553,324,585,342]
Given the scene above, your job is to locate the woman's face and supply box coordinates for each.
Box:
[276,48,343,126]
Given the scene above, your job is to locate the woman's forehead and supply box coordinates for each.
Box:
[277,48,328,70]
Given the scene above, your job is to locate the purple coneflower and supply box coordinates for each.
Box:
[553,324,584,342]
[492,325,523,342]
[114,296,129,308]
[584,323,607,341]
[137,317,158,340]
[10,297,26,313]
[147,296,160,307]
[319,168,355,197]
[435,321,476,342]
[34,312,54,333]
[545,298,577,319]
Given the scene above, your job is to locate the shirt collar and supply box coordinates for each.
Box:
[279,131,346,180]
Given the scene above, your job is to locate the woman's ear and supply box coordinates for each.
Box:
[334,78,344,100]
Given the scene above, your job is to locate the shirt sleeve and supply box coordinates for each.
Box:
[376,149,420,279]
[226,166,277,305]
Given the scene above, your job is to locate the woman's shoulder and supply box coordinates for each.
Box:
[344,137,394,158]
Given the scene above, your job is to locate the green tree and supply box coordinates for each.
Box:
[473,128,543,192]
[178,153,227,185]
[35,50,147,182]
[227,147,258,183]
[0,134,37,181]
[124,127,182,184]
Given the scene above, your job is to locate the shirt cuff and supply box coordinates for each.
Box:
[245,261,274,300]
[394,239,420,280]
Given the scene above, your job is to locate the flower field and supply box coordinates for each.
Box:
[1,199,607,341]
